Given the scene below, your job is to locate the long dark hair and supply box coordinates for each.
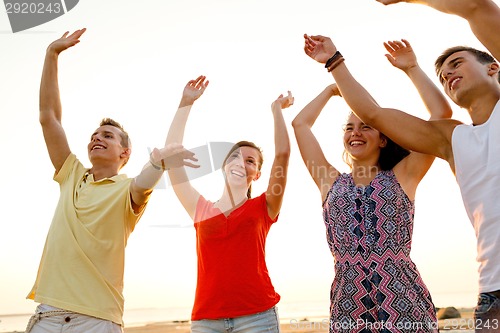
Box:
[222,141,263,198]
[378,136,410,170]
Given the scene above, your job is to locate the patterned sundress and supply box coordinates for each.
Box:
[323,170,438,333]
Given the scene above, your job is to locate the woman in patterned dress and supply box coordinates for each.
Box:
[293,40,452,332]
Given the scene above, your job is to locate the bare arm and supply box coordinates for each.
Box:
[129,143,199,212]
[39,29,85,172]
[303,34,459,164]
[384,39,453,121]
[384,39,453,188]
[377,0,500,62]
[266,92,293,220]
[166,76,209,219]
[292,85,340,201]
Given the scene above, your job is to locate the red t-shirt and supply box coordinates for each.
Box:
[191,192,280,320]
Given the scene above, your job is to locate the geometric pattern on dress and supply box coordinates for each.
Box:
[323,171,438,333]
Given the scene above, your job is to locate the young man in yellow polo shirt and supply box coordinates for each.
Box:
[25,28,198,333]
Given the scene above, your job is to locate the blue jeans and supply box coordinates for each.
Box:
[474,292,500,333]
[191,307,280,333]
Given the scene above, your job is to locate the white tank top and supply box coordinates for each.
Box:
[452,99,500,293]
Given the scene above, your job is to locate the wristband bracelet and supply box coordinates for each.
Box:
[149,153,168,171]
[325,51,342,69]
[327,56,345,72]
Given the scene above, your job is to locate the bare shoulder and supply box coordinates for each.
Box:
[426,118,462,161]
[429,118,463,140]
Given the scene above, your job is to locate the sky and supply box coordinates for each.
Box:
[0,0,492,317]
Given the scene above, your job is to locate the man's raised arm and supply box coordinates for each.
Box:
[376,0,500,62]
[39,29,86,172]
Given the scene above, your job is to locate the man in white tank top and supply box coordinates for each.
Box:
[302,0,500,331]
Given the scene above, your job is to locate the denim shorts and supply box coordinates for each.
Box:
[474,291,500,332]
[191,306,280,333]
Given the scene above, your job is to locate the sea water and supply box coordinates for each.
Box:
[0,306,191,333]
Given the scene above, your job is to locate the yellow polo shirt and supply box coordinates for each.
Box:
[27,154,146,325]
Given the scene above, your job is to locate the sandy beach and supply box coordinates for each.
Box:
[1,308,475,333]
[123,309,475,333]
[124,319,476,333]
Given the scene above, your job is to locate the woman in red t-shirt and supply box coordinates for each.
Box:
[162,76,292,333]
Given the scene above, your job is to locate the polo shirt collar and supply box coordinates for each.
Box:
[83,171,127,184]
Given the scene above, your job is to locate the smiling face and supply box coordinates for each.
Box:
[223,146,262,189]
[437,49,499,107]
[343,113,386,165]
[87,124,130,169]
